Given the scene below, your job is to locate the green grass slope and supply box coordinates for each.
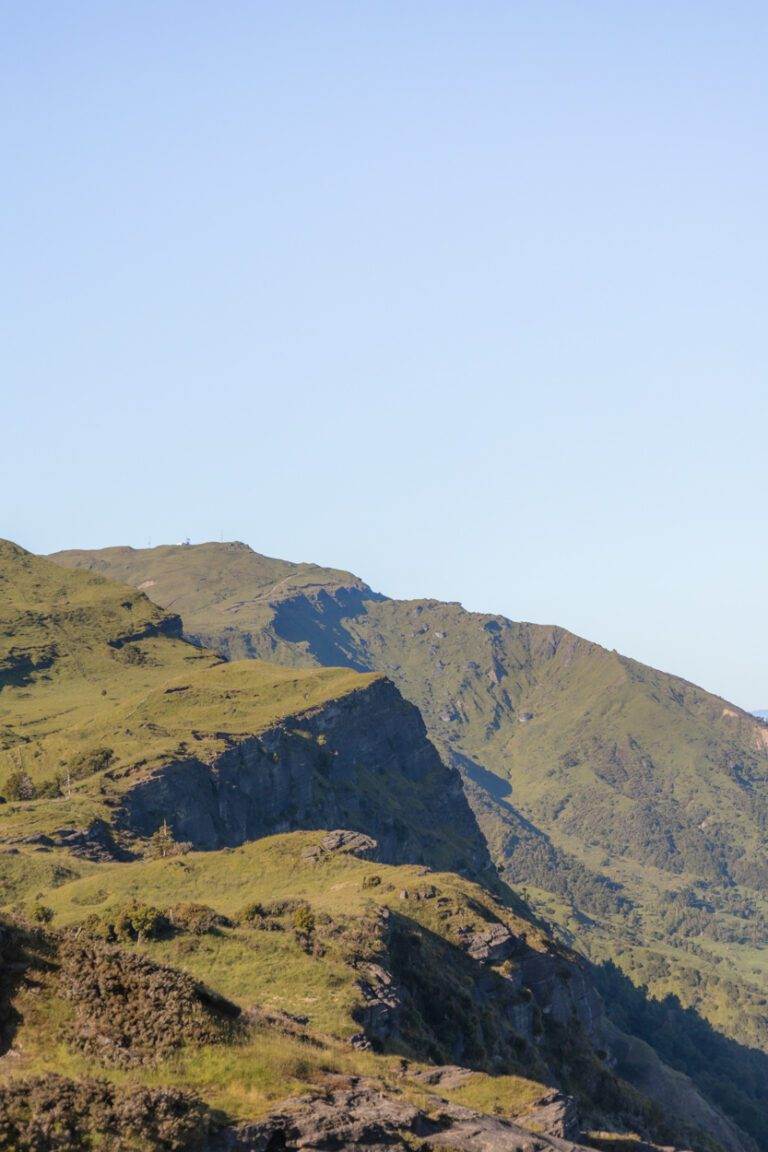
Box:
[51,540,374,664]
[0,541,375,823]
[50,543,768,1062]
[0,832,750,1152]
[0,538,760,1149]
[0,543,488,884]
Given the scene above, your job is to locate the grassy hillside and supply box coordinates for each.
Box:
[51,541,374,665]
[0,539,761,1149]
[1,539,374,785]
[51,543,768,1063]
[0,831,750,1152]
[0,542,490,883]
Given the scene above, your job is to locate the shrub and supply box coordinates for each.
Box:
[37,774,64,799]
[0,1074,219,1149]
[31,903,53,924]
[169,903,225,935]
[236,899,301,929]
[85,901,168,944]
[80,913,111,940]
[114,902,167,942]
[58,941,240,1068]
[293,903,316,952]
[5,771,36,802]
[117,644,147,666]
[68,746,114,781]
[237,901,267,925]
[362,874,382,889]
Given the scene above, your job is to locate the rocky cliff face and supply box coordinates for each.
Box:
[118,677,494,879]
[350,898,607,1070]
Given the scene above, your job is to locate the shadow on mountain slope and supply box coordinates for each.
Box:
[593,958,768,1151]
[454,748,514,803]
[451,749,631,921]
[378,911,748,1152]
[273,587,386,671]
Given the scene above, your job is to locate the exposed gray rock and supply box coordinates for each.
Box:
[320,829,378,856]
[213,1082,597,1151]
[302,829,378,863]
[52,819,131,862]
[117,678,493,879]
[343,899,608,1069]
[406,1064,474,1091]
[459,922,520,964]
[517,1091,579,1140]
[346,909,404,1046]
[10,820,130,862]
[352,960,403,1044]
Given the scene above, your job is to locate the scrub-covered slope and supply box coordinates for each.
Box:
[0,833,754,1152]
[51,543,768,1063]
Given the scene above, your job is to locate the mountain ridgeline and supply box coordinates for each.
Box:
[49,541,768,1141]
[50,544,768,900]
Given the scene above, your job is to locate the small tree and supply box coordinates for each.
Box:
[145,819,177,860]
[113,900,166,942]
[293,903,316,952]
[5,771,36,802]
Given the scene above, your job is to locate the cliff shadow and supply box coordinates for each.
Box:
[363,908,549,1075]
[0,921,55,1056]
[591,957,768,1151]
[451,748,514,805]
[272,587,384,671]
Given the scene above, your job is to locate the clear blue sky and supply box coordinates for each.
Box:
[3,3,767,707]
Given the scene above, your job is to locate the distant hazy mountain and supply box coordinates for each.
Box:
[753,710,768,720]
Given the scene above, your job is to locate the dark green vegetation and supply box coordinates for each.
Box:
[49,540,768,1145]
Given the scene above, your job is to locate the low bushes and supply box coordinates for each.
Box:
[82,900,168,943]
[0,1074,217,1151]
[59,939,241,1067]
[168,903,227,935]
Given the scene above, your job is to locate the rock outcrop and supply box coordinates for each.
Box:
[118,678,493,879]
[302,829,379,862]
[342,897,606,1073]
[0,1076,693,1152]
[519,1091,580,1140]
[215,1081,685,1152]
